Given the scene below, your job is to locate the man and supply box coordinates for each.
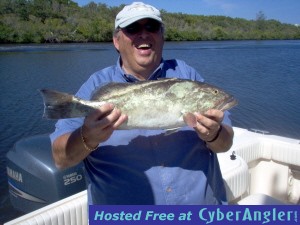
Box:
[50,2,234,204]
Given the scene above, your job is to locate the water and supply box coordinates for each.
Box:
[0,40,300,223]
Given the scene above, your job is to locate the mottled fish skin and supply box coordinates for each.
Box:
[40,78,237,130]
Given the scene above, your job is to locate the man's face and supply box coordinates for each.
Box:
[113,19,164,80]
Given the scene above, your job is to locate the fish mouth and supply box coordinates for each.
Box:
[217,96,238,111]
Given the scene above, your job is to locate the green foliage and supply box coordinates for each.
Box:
[0,0,299,43]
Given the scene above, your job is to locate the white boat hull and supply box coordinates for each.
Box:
[5,127,300,225]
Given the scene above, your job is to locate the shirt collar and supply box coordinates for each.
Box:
[116,57,165,82]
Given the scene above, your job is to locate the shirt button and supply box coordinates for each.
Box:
[166,187,172,192]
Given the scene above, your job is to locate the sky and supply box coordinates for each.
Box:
[74,0,300,25]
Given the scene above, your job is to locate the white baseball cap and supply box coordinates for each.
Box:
[115,2,162,29]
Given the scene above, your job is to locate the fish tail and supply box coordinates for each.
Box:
[39,89,91,119]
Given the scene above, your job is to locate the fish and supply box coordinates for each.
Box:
[39,78,237,130]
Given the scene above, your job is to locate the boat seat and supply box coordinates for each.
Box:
[226,128,300,204]
[237,193,285,205]
[218,152,249,202]
[231,128,300,167]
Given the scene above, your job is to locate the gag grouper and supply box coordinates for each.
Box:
[40,78,237,130]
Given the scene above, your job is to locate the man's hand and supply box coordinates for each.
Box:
[82,103,128,149]
[52,103,127,169]
[192,109,224,142]
[184,109,233,152]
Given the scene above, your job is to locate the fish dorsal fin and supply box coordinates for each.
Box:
[157,77,178,81]
[91,78,180,101]
[91,82,132,101]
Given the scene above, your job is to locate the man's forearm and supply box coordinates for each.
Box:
[205,124,233,153]
[52,128,91,169]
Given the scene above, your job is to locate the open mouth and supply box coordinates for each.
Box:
[135,43,153,56]
[136,43,152,50]
[217,96,238,111]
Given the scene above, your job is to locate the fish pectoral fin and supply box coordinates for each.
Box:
[164,128,181,136]
[183,112,198,128]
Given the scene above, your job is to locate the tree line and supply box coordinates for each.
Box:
[1,0,299,43]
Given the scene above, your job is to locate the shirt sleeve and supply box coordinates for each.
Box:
[222,111,232,127]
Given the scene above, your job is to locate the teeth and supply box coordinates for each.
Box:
[138,44,150,49]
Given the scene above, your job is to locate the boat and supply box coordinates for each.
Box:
[4,127,300,225]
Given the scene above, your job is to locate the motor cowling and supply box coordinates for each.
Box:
[6,134,86,213]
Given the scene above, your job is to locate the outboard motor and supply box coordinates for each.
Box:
[6,134,86,213]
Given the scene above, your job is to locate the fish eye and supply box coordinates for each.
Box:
[212,89,219,95]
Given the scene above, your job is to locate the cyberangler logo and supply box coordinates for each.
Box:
[199,207,298,224]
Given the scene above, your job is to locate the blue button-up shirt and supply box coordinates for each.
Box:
[50,59,231,205]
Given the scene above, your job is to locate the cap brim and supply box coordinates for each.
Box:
[117,15,162,28]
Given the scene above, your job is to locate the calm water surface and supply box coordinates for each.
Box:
[1,40,300,223]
